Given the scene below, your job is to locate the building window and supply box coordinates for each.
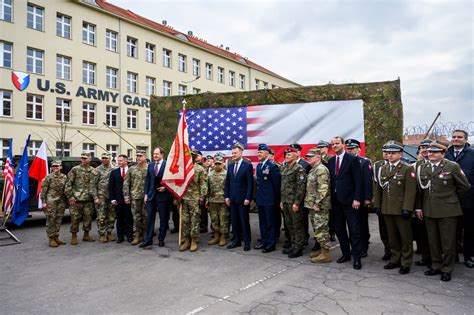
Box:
[106,30,117,52]
[56,13,71,39]
[1,139,9,158]
[178,54,186,72]
[145,43,155,63]
[255,79,260,90]
[127,108,137,129]
[26,94,43,120]
[193,87,201,94]
[0,0,13,22]
[146,76,155,96]
[56,98,71,123]
[27,47,43,74]
[205,63,213,80]
[106,106,117,127]
[0,41,12,68]
[56,55,71,80]
[82,102,95,125]
[82,143,95,158]
[192,58,200,76]
[127,72,138,93]
[217,67,224,83]
[27,3,43,31]
[0,89,12,117]
[229,71,235,87]
[106,67,118,89]
[163,81,171,96]
[82,22,95,45]
[82,61,95,84]
[263,81,268,89]
[162,48,171,68]
[272,84,278,89]
[145,111,150,131]
[29,140,42,156]
[178,84,187,96]
[239,74,245,89]
[127,36,137,58]
[106,144,118,158]
[56,142,71,157]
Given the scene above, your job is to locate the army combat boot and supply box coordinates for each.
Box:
[99,234,108,243]
[49,237,59,248]
[208,232,220,245]
[70,233,78,245]
[179,238,190,251]
[312,248,332,263]
[190,237,198,252]
[107,232,116,242]
[219,233,228,246]
[55,236,66,245]
[310,249,321,258]
[82,231,95,242]
[131,233,140,245]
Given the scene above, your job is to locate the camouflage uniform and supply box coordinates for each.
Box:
[321,153,334,165]
[41,171,67,238]
[65,164,94,233]
[182,163,207,239]
[207,168,228,234]
[304,162,331,250]
[281,162,307,251]
[123,163,148,238]
[90,163,115,236]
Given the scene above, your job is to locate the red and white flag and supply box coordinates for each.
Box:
[161,101,195,199]
[28,141,49,208]
[2,139,15,216]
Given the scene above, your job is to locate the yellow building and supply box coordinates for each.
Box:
[0,0,298,158]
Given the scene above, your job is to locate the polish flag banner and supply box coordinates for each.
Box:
[184,100,365,163]
[28,141,49,208]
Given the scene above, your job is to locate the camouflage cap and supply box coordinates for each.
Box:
[190,147,199,155]
[214,156,224,164]
[101,152,111,159]
[419,138,433,147]
[51,160,62,166]
[81,152,91,158]
[316,140,330,148]
[427,141,447,152]
[214,152,225,158]
[345,139,361,149]
[305,148,321,157]
[136,150,146,156]
[206,155,214,160]
[232,142,244,151]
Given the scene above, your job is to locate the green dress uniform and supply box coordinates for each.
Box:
[416,158,471,275]
[374,161,417,269]
[372,159,391,258]
[412,159,431,264]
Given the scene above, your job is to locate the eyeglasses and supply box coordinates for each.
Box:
[51,165,60,168]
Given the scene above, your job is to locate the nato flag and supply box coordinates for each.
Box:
[11,135,31,226]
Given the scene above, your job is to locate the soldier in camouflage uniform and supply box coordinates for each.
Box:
[41,160,68,247]
[206,155,229,246]
[123,150,148,245]
[180,148,208,252]
[304,148,332,263]
[90,153,115,243]
[65,152,95,245]
[280,147,307,258]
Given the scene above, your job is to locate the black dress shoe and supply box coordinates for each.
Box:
[170,228,179,234]
[283,240,292,249]
[382,253,392,261]
[127,237,133,243]
[282,247,293,255]
[424,269,442,276]
[353,259,362,270]
[336,255,351,263]
[415,259,430,266]
[440,272,451,282]
[399,266,410,274]
[227,242,241,249]
[262,247,275,253]
[288,249,303,258]
[116,237,124,244]
[465,258,474,268]
[243,244,251,251]
[158,240,165,247]
[360,251,368,258]
[139,241,152,249]
[254,243,264,250]
[330,234,337,242]
[384,262,401,269]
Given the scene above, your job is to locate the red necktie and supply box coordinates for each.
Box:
[336,156,340,176]
[121,168,125,179]
[154,163,158,176]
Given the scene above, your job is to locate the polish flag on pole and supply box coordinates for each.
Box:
[28,141,49,208]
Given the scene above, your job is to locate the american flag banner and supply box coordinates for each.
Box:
[2,139,15,216]
[183,100,365,163]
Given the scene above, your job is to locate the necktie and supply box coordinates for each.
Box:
[234,162,239,176]
[390,164,395,172]
[121,168,125,179]
[455,151,460,158]
[154,163,159,176]
[432,164,437,173]
[335,156,340,176]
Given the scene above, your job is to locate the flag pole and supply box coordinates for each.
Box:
[177,99,186,247]
[0,183,6,221]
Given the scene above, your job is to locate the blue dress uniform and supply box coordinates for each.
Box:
[256,144,281,252]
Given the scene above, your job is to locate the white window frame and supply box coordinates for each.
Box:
[127,72,138,93]
[0,89,12,117]
[1,138,10,158]
[162,48,171,68]
[229,71,235,87]
[56,98,71,123]
[56,141,71,157]
[178,54,186,72]
[106,144,118,158]
[127,108,138,129]
[0,0,13,22]
[145,111,151,131]
[218,67,224,84]
[56,13,71,39]
[192,58,200,76]
[127,36,138,58]
[163,81,171,96]
[29,140,42,156]
[255,79,260,90]
[82,143,96,158]
[263,81,269,89]
[106,105,118,127]
[27,47,43,74]
[146,76,155,96]
[27,3,43,31]
[56,55,71,80]
[239,74,245,89]
[82,61,95,84]
[205,63,213,80]
[192,87,201,94]
[0,41,12,68]
[82,102,95,125]
[178,84,187,96]
[106,66,118,89]
[82,22,95,45]
[26,94,43,120]
[145,43,155,63]
[106,30,117,52]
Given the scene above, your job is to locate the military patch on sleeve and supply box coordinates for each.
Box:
[411,172,415,178]
[300,175,305,180]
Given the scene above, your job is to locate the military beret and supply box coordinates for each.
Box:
[317,140,330,148]
[51,160,62,166]
[214,156,224,164]
[206,155,214,160]
[419,138,433,147]
[258,143,270,152]
[289,143,303,151]
[306,148,321,157]
[81,152,91,158]
[427,141,447,152]
[136,150,146,156]
[232,142,244,151]
[269,149,275,155]
[285,146,298,154]
[383,142,403,152]
[345,139,361,149]
[101,152,111,159]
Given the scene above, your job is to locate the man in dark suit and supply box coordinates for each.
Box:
[255,144,281,253]
[327,136,363,269]
[140,147,171,249]
[108,154,133,243]
[225,143,254,251]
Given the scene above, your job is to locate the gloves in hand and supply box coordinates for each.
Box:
[374,208,382,216]
[401,210,411,220]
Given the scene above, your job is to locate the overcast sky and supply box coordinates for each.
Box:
[110,0,473,130]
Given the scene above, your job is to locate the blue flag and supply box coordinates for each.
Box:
[11,135,31,226]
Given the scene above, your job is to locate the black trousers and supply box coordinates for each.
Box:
[229,202,251,245]
[332,198,361,258]
[359,205,369,252]
[145,199,170,243]
[115,203,133,240]
[460,208,474,259]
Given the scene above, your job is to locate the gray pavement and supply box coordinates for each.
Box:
[1,214,473,314]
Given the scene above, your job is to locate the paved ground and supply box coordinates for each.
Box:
[1,213,473,314]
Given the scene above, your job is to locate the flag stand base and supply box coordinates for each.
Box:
[0,225,21,246]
